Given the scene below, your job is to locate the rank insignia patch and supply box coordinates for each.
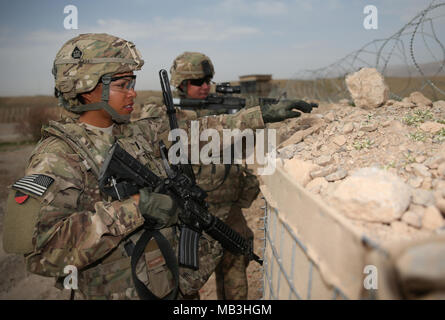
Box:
[12,174,54,197]
[71,46,83,59]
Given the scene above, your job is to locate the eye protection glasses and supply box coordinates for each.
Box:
[189,77,212,87]
[110,75,137,91]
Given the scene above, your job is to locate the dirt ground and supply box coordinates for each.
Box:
[0,138,264,300]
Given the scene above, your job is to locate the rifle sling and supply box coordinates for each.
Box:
[130,228,179,300]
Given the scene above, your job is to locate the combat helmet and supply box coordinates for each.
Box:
[52,33,144,123]
[170,52,214,89]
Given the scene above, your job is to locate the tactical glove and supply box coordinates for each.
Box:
[138,188,179,229]
[260,100,302,123]
[292,100,318,113]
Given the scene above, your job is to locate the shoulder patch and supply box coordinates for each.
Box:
[12,174,54,197]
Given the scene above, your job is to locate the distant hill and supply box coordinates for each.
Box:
[383,60,445,77]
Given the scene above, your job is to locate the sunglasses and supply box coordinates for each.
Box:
[189,77,212,86]
[110,75,137,91]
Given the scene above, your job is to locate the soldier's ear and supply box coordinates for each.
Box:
[80,84,102,104]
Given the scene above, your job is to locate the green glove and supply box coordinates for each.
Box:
[138,188,179,229]
[260,100,302,123]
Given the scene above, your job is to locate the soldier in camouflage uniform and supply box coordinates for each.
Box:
[131,52,304,300]
[2,34,226,300]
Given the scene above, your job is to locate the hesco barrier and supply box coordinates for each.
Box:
[259,162,445,300]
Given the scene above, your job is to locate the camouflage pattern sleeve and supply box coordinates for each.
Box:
[132,103,264,152]
[24,137,144,277]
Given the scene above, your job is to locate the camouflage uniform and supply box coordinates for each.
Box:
[132,52,262,299]
[3,34,223,300]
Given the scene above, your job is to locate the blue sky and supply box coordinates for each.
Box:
[0,0,443,96]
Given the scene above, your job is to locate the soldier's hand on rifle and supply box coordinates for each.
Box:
[260,100,302,123]
[137,188,180,229]
[293,100,318,113]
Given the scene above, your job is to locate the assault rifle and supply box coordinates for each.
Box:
[98,141,263,269]
[173,94,246,113]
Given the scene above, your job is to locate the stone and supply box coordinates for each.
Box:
[360,123,378,132]
[424,153,445,169]
[306,177,328,194]
[433,100,445,109]
[314,155,333,166]
[329,167,411,223]
[401,211,423,229]
[345,68,389,109]
[437,162,445,178]
[408,91,432,107]
[436,198,445,215]
[342,122,354,134]
[325,168,348,182]
[422,205,445,230]
[408,176,423,188]
[332,135,347,146]
[310,165,337,179]
[415,155,426,163]
[283,158,320,187]
[393,101,414,108]
[411,163,432,178]
[324,112,335,122]
[411,188,435,206]
[419,121,445,134]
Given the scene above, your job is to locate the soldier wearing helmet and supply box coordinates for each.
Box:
[171,52,258,300]
[132,51,307,300]
[3,34,223,300]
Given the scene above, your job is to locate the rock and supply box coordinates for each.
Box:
[401,211,423,228]
[325,168,348,182]
[408,176,423,188]
[410,163,432,178]
[339,99,349,105]
[332,135,347,146]
[433,100,445,109]
[329,167,411,223]
[324,112,335,122]
[382,120,392,127]
[436,199,445,215]
[419,121,445,134]
[310,165,337,179]
[314,155,333,166]
[360,123,378,132]
[422,205,445,230]
[411,188,435,206]
[393,101,414,108]
[283,158,320,187]
[385,99,396,106]
[437,162,445,178]
[345,68,389,109]
[415,155,426,163]
[279,121,323,148]
[424,153,445,169]
[408,91,432,107]
[342,122,354,134]
[306,177,328,194]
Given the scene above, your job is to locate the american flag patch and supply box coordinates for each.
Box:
[12,174,54,197]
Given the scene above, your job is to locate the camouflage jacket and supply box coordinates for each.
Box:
[131,98,263,220]
[6,118,222,299]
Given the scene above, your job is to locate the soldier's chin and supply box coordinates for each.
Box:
[123,105,134,113]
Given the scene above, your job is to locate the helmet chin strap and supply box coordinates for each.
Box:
[59,74,130,124]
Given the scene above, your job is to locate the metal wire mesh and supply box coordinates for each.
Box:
[282,1,445,102]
